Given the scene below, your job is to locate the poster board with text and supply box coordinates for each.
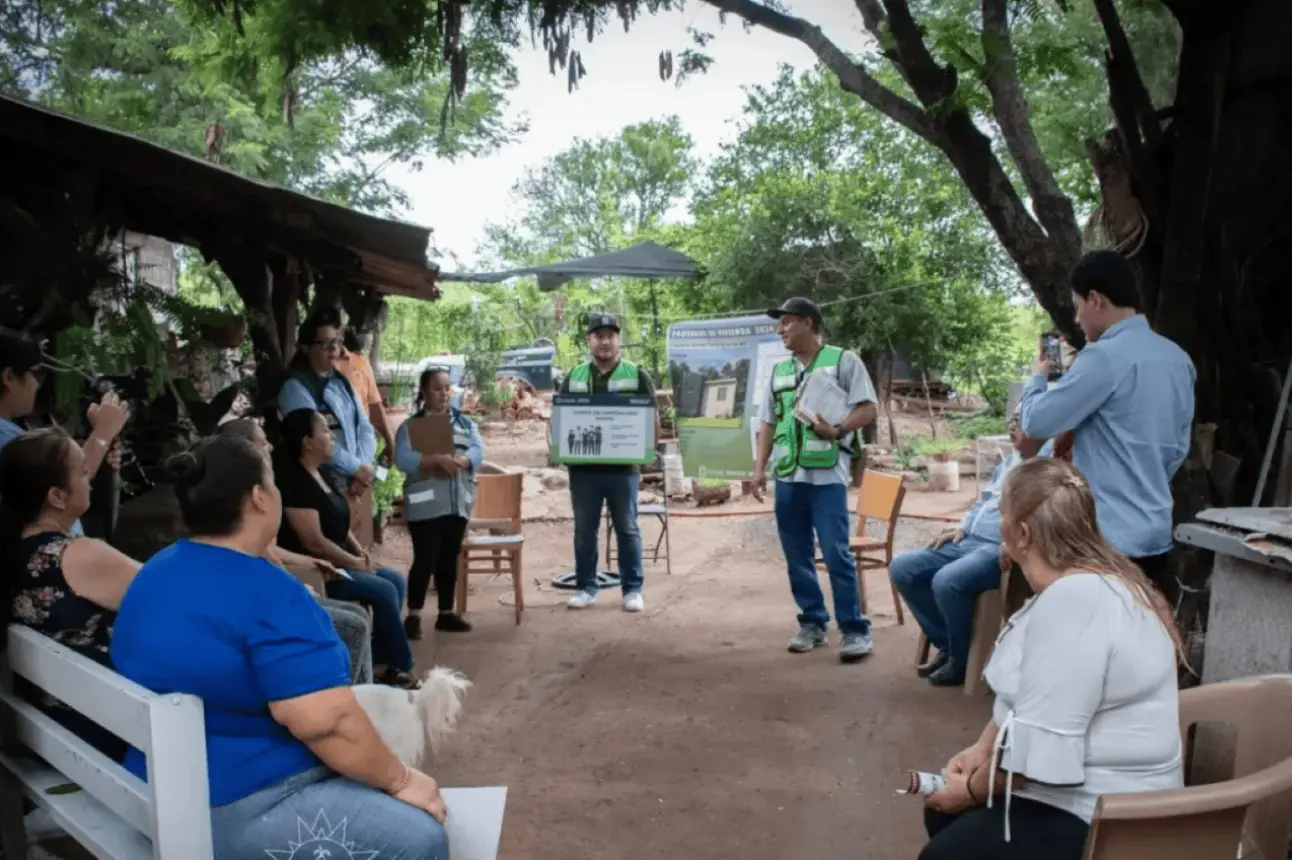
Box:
[550,394,656,466]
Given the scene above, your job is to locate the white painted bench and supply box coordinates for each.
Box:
[0,625,213,859]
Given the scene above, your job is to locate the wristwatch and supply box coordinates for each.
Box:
[832,423,847,440]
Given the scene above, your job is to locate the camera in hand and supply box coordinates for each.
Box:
[1040,332,1063,381]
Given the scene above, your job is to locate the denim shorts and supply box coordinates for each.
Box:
[211,766,448,859]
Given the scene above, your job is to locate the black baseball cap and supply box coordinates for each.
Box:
[586,312,621,335]
[767,297,824,329]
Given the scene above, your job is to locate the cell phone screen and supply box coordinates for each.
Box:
[1041,333,1063,379]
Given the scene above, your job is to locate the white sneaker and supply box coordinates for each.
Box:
[623,592,644,613]
[566,590,597,609]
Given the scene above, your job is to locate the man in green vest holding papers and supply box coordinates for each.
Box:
[753,298,879,662]
[560,313,657,612]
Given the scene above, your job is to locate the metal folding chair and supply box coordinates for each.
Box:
[604,494,672,576]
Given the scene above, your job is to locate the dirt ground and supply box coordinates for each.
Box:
[374,424,993,860]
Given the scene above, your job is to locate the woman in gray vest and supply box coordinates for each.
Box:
[395,367,484,639]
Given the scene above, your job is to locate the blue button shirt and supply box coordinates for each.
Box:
[111,540,350,806]
[0,418,83,536]
[960,439,1056,543]
[278,372,376,477]
[1019,315,1195,556]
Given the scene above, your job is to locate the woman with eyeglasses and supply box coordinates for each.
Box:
[278,310,377,512]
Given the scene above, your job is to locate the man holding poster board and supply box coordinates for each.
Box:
[552,313,657,613]
[753,297,880,663]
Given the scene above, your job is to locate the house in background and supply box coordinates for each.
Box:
[117,230,178,294]
[700,377,738,419]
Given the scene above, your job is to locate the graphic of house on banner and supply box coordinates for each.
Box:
[699,377,738,419]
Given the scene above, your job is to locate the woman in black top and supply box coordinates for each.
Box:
[274,409,418,689]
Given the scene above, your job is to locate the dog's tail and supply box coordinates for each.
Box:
[415,667,472,754]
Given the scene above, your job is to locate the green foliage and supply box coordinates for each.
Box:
[948,413,1008,441]
[908,0,1179,206]
[685,66,1016,396]
[371,440,404,516]
[2,0,522,216]
[469,116,699,378]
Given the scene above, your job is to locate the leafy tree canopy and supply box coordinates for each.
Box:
[2,0,523,215]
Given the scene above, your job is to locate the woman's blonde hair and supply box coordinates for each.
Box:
[1001,457,1185,664]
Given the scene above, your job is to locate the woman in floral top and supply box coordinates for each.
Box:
[0,428,141,759]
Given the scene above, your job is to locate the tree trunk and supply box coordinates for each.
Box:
[211,243,284,411]
[863,348,895,446]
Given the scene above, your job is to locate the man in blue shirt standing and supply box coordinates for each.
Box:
[889,414,1051,686]
[0,329,128,536]
[1019,251,1195,601]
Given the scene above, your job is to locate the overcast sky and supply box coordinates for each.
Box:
[384,2,869,268]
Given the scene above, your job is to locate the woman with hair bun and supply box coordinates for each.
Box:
[920,457,1184,860]
[110,435,447,860]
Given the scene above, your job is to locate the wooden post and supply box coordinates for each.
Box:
[211,242,284,410]
[270,254,302,362]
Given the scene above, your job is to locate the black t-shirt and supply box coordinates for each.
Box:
[558,361,656,475]
[275,457,350,553]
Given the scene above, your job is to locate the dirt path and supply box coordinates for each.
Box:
[384,510,993,860]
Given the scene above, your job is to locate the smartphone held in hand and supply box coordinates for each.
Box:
[1040,332,1064,381]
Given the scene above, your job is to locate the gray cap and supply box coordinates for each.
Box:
[767,297,824,329]
[586,312,621,335]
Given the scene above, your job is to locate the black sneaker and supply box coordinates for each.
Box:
[403,614,422,640]
[435,612,473,633]
[928,660,966,687]
[917,651,948,678]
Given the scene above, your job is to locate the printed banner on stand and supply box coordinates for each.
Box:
[666,315,790,480]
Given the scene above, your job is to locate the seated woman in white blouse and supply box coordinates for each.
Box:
[922,457,1185,860]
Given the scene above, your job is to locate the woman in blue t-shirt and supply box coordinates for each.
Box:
[110,435,447,859]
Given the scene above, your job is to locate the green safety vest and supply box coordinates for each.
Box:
[567,359,640,394]
[770,345,849,478]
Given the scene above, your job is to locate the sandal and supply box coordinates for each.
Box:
[378,668,422,690]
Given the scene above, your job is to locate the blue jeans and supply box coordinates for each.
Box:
[570,469,643,595]
[326,567,413,673]
[774,480,869,635]
[211,766,447,859]
[888,536,1001,666]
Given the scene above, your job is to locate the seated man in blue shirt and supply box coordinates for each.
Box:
[1019,251,1195,602]
[889,413,1050,686]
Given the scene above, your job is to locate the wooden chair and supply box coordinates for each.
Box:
[815,470,906,623]
[456,471,525,624]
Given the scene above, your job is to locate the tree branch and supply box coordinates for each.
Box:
[701,0,941,144]
[980,0,1081,256]
[875,0,956,105]
[1090,0,1164,153]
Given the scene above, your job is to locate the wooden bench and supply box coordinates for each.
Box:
[0,625,213,859]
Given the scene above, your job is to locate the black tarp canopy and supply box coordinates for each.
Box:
[440,241,700,291]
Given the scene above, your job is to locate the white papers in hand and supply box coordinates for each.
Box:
[441,786,508,860]
[793,370,850,426]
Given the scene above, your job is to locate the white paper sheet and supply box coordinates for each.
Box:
[793,370,850,426]
[441,786,508,860]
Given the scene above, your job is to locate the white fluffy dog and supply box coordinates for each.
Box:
[354,667,472,769]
